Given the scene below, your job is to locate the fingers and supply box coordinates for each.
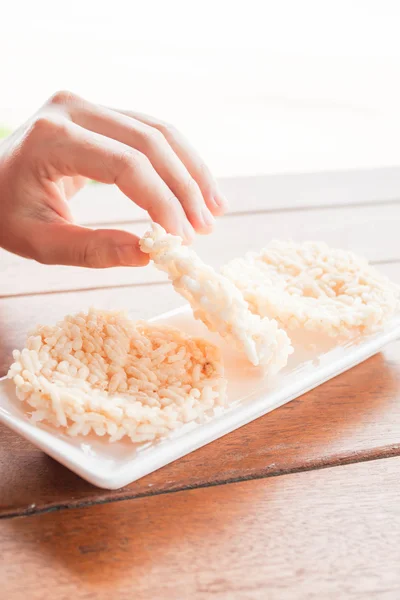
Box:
[43,91,227,228]
[32,221,149,268]
[62,98,215,233]
[27,116,195,241]
[113,108,229,217]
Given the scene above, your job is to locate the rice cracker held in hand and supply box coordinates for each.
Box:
[140,223,292,370]
[222,240,400,337]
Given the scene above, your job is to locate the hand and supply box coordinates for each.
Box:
[0,91,227,268]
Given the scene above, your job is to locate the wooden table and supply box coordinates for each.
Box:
[1,169,400,599]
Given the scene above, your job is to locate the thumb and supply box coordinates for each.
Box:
[32,222,149,268]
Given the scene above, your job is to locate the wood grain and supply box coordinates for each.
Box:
[1,202,400,296]
[71,168,400,226]
[1,457,400,599]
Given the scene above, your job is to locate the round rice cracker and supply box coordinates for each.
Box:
[8,309,227,444]
[222,241,400,337]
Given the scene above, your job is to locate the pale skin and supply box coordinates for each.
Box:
[0,91,228,268]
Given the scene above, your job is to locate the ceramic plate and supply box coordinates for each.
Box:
[1,306,399,490]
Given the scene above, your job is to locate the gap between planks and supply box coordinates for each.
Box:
[2,444,400,521]
[0,280,170,300]
[2,455,400,599]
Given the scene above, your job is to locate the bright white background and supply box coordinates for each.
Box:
[2,0,400,176]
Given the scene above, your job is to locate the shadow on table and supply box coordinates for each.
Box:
[3,479,257,590]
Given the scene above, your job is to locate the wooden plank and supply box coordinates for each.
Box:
[1,457,400,599]
[1,202,400,296]
[72,167,400,226]
[1,266,399,516]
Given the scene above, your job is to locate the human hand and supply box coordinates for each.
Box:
[0,91,227,268]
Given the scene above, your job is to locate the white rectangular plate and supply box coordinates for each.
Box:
[1,305,400,490]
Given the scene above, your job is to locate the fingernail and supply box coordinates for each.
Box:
[182,221,195,244]
[201,206,215,230]
[214,192,229,212]
[115,245,147,266]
